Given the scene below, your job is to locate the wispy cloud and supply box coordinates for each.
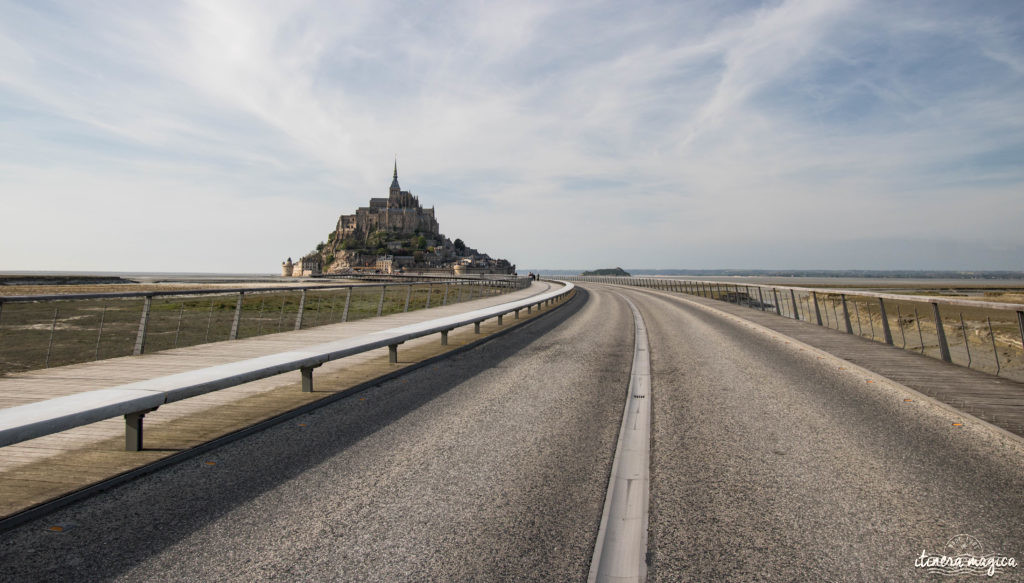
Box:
[1,0,1022,271]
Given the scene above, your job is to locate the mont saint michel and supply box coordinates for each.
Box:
[282,162,514,276]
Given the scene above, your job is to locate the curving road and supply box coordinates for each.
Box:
[3,283,1023,581]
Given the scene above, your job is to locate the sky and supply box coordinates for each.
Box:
[1,0,1022,273]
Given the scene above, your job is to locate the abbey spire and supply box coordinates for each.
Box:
[390,158,400,194]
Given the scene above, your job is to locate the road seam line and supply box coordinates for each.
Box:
[589,295,651,583]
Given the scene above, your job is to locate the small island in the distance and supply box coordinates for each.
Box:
[581,267,632,277]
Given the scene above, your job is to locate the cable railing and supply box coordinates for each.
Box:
[0,277,530,376]
[0,281,575,451]
[565,275,1024,382]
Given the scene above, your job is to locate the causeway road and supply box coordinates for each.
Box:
[3,283,1024,581]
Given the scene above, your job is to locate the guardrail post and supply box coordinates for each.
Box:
[389,343,401,363]
[342,288,352,322]
[125,408,156,451]
[1018,311,1024,360]
[441,330,449,345]
[841,294,853,333]
[404,285,412,312]
[878,298,893,345]
[442,283,448,306]
[377,285,386,317]
[294,289,306,331]
[133,295,153,356]
[301,364,321,392]
[931,302,952,362]
[812,292,823,325]
[474,321,481,334]
[515,308,520,319]
[772,289,782,315]
[498,314,503,325]
[230,292,246,339]
[789,289,800,320]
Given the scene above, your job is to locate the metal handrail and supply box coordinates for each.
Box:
[569,275,1024,372]
[0,277,520,304]
[0,278,531,370]
[562,276,1024,312]
[0,281,574,451]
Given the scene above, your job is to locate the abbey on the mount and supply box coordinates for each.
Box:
[281,162,514,276]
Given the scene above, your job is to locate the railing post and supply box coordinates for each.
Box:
[125,408,156,451]
[932,302,952,362]
[293,289,306,331]
[474,321,481,334]
[1018,311,1024,361]
[812,292,823,325]
[389,343,400,363]
[133,295,153,356]
[515,308,520,319]
[301,364,321,392]
[789,289,800,320]
[230,292,246,339]
[404,285,412,312]
[342,288,352,322]
[772,289,782,315]
[498,314,503,325]
[841,294,853,334]
[377,285,386,317]
[44,307,59,368]
[879,298,893,345]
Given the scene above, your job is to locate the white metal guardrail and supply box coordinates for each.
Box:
[0,281,574,452]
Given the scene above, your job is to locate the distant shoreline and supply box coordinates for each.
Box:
[530,269,1024,280]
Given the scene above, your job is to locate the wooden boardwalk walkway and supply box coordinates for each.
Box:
[0,282,559,521]
[656,289,1024,439]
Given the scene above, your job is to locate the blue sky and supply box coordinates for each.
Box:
[1,0,1022,272]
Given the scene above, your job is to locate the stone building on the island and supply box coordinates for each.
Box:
[280,160,515,276]
[280,255,322,277]
[337,161,439,240]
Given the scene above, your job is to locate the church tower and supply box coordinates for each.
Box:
[389,159,401,198]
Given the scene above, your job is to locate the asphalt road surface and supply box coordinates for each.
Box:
[3,283,1024,581]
